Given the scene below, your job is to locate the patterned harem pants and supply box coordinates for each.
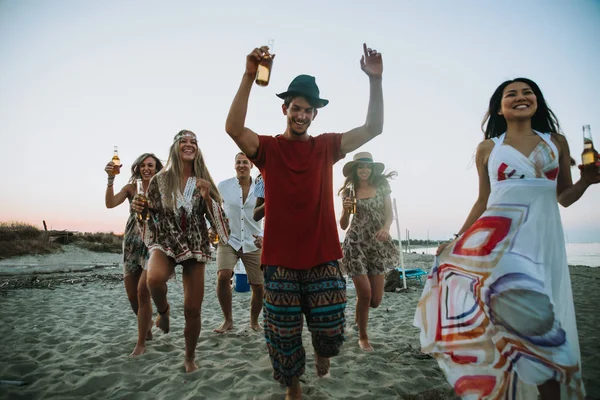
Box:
[263,261,347,386]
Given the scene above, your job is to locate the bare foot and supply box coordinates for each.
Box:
[358,339,374,352]
[250,320,262,332]
[285,377,302,400]
[129,344,145,357]
[213,320,233,334]
[315,353,330,378]
[156,305,170,334]
[184,358,199,373]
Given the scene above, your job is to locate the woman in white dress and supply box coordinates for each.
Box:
[414,78,600,399]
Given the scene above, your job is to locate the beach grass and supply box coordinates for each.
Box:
[0,222,61,260]
[0,222,123,259]
[68,232,123,253]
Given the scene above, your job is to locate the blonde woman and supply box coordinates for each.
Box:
[132,130,229,372]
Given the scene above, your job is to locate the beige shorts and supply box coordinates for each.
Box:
[216,244,263,285]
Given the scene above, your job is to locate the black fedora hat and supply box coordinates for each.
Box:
[276,74,329,108]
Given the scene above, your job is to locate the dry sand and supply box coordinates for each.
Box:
[0,249,598,399]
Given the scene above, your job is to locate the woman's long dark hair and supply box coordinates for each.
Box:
[337,165,397,197]
[481,77,562,139]
[481,77,575,166]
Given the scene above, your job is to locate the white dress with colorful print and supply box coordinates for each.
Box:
[414,132,585,399]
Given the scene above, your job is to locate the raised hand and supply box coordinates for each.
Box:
[105,161,122,177]
[196,178,212,200]
[360,43,383,78]
[246,45,273,77]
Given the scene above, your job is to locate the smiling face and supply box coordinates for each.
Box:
[179,135,198,162]
[139,156,158,182]
[282,96,318,136]
[499,81,538,122]
[234,153,252,179]
[356,163,372,182]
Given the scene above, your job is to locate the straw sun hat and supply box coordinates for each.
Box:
[342,152,385,177]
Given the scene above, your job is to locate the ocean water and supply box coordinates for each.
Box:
[565,242,600,267]
[408,242,600,268]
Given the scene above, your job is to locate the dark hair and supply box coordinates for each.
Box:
[482,78,575,166]
[481,78,561,140]
[284,95,321,109]
[337,164,397,197]
[128,153,164,184]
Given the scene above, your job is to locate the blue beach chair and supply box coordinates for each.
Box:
[396,267,428,285]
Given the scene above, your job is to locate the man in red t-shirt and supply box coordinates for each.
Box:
[225,43,384,399]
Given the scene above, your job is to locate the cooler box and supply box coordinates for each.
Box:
[234,273,250,292]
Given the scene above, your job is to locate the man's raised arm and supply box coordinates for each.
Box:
[225,46,272,157]
[340,43,384,155]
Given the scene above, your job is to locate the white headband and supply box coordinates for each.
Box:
[174,131,196,142]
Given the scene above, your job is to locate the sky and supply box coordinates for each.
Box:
[0,0,599,242]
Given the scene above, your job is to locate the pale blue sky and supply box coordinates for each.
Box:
[0,0,599,242]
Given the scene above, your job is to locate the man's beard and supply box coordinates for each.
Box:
[289,119,310,136]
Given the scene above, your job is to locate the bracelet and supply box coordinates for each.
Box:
[107,176,115,187]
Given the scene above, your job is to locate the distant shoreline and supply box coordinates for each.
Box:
[0,258,594,281]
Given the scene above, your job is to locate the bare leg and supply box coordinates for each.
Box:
[352,275,373,351]
[250,284,264,331]
[214,269,234,333]
[368,275,385,309]
[182,260,205,373]
[538,380,560,400]
[123,269,142,315]
[130,269,153,357]
[286,377,302,400]
[146,251,175,334]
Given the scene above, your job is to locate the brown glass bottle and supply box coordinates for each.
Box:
[112,146,121,175]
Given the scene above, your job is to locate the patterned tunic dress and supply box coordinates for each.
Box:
[140,172,229,264]
[122,195,148,275]
[341,179,400,277]
[414,131,585,399]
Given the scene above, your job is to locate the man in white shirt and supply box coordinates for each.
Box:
[213,153,264,333]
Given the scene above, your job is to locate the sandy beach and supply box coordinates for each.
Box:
[0,248,598,399]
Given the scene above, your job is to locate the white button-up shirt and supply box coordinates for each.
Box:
[217,176,262,253]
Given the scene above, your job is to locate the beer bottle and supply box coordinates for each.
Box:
[349,186,357,215]
[582,124,596,166]
[255,41,275,87]
[135,179,149,221]
[112,146,121,175]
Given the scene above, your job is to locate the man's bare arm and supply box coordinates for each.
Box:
[340,44,384,155]
[225,46,271,157]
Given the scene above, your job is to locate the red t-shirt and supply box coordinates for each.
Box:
[250,133,345,270]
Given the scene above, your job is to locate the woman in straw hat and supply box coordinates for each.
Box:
[339,151,399,352]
